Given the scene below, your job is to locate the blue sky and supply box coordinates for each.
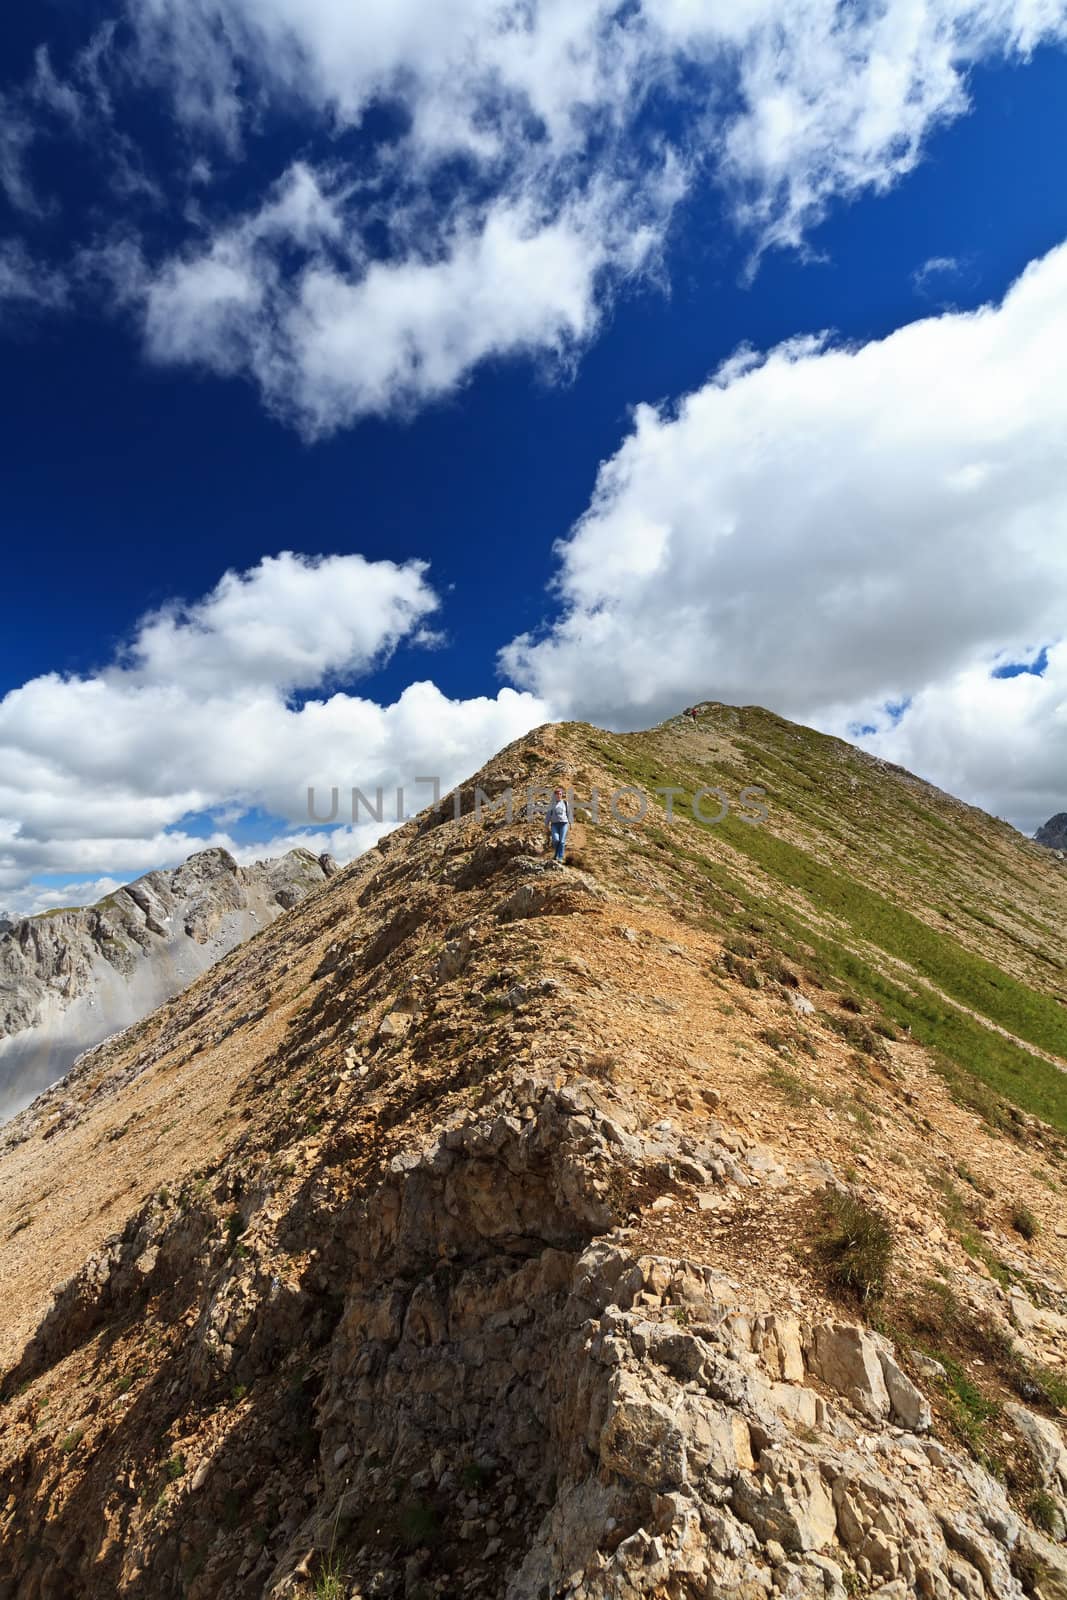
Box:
[2,1,1067,915]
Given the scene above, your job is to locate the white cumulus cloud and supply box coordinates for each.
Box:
[827,642,1067,835]
[138,165,676,434]
[0,553,548,914]
[501,238,1067,831]
[7,0,1067,428]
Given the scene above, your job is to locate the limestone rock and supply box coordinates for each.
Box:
[876,1346,932,1432]
[1006,1402,1067,1495]
[733,1451,837,1552]
[805,1323,890,1421]
[599,1372,687,1489]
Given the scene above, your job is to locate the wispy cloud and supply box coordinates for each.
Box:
[913,253,963,295]
[3,1,1067,429]
[0,99,41,217]
[0,240,69,314]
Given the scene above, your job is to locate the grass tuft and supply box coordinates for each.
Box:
[1029,1489,1061,1536]
[815,1188,893,1302]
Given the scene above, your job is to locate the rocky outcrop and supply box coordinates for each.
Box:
[5,1070,1065,1600]
[0,847,336,1120]
[1036,814,1067,853]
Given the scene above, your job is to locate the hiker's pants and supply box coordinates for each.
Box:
[550,820,568,862]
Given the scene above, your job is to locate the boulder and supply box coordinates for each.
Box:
[877,1347,932,1432]
[599,1372,687,1490]
[805,1323,890,1421]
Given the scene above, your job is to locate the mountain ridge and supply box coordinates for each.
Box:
[0,846,338,1121]
[2,707,1067,1598]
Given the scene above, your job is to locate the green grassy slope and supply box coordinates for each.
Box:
[570,704,1067,1132]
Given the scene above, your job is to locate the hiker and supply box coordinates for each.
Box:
[547,787,570,865]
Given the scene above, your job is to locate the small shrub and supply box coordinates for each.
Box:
[763,955,799,988]
[956,1163,993,1198]
[816,1189,893,1303]
[765,1063,811,1107]
[1017,1364,1067,1412]
[826,1013,888,1060]
[909,1277,964,1340]
[1029,1489,1060,1535]
[60,1424,87,1454]
[720,950,763,989]
[759,1027,791,1054]
[939,1354,1002,1462]
[1012,1204,1039,1242]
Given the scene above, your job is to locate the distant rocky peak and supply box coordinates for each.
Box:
[1035,812,1067,851]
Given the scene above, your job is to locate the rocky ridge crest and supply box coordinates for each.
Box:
[2,712,1067,1599]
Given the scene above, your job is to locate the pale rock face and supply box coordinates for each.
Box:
[1006,1401,1067,1535]
[1009,1287,1067,1341]
[0,847,334,1119]
[18,1068,1063,1600]
[804,1323,890,1421]
[876,1343,933,1433]
[599,1372,687,1489]
[755,1314,806,1382]
[733,1450,837,1552]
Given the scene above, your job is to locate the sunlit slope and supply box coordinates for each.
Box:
[575,704,1067,1129]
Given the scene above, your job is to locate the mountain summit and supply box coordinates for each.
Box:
[2,706,1067,1598]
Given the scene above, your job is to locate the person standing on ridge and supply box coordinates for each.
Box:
[547,788,570,866]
